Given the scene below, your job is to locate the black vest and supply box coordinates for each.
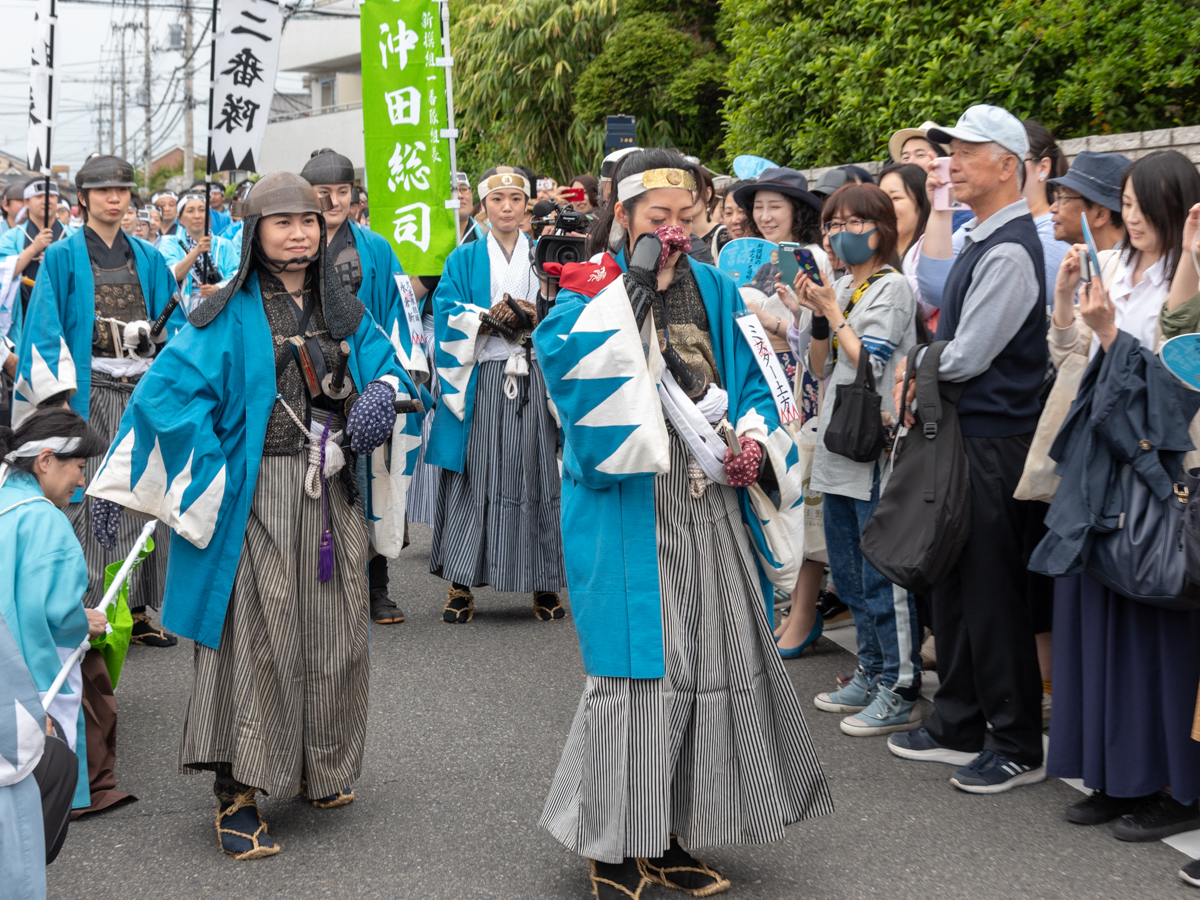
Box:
[934,213,1048,437]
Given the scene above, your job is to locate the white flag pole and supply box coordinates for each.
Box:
[434,0,460,247]
[41,0,57,228]
[203,0,218,237]
[41,519,158,711]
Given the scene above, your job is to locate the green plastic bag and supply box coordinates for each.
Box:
[89,536,154,688]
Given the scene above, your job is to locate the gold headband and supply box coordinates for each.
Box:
[477,170,531,201]
[616,168,697,202]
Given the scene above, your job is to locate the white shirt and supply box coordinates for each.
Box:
[1090,251,1168,359]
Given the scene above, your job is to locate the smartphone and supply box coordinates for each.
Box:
[932,157,964,212]
[1079,249,1093,284]
[777,241,801,286]
[536,178,553,192]
[1080,212,1103,282]
[796,248,824,286]
[560,187,585,203]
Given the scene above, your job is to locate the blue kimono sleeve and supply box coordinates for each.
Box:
[431,253,486,424]
[12,243,76,423]
[85,331,230,550]
[533,281,670,490]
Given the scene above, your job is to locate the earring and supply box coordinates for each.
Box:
[1039,174,1046,181]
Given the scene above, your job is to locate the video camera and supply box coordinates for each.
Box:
[531,203,589,280]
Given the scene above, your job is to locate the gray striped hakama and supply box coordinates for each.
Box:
[405,313,441,526]
[178,446,370,800]
[541,432,833,863]
[65,373,170,610]
[430,358,564,593]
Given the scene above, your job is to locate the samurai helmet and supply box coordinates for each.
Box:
[190,171,362,339]
[299,148,356,187]
[75,154,138,191]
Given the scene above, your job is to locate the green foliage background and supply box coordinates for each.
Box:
[450,0,1200,179]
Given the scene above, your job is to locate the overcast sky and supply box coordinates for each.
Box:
[0,0,304,177]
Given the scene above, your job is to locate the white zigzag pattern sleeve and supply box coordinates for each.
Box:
[439,304,487,422]
[12,337,77,427]
[86,431,225,550]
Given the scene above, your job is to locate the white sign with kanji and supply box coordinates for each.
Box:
[209,0,282,173]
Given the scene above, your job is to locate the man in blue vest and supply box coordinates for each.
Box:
[888,105,1049,794]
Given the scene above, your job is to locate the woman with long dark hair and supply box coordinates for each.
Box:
[535,148,831,899]
[1023,120,1071,292]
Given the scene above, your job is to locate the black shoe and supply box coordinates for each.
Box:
[533,591,566,621]
[589,858,648,899]
[129,610,178,647]
[443,586,474,624]
[816,589,852,628]
[1180,858,1200,887]
[642,836,731,896]
[370,588,404,624]
[1065,790,1144,825]
[1112,792,1200,842]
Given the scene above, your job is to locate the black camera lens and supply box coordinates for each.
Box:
[557,246,579,265]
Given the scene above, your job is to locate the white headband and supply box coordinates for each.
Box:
[151,191,177,204]
[24,182,60,200]
[615,168,698,203]
[3,436,81,462]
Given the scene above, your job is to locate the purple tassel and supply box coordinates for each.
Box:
[318,528,335,582]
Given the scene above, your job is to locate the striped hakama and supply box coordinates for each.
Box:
[178,448,370,800]
[65,373,171,610]
[406,313,440,526]
[541,433,833,863]
[429,358,564,593]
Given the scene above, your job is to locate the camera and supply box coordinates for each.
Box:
[531,203,589,280]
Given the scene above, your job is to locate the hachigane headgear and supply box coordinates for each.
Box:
[300,148,356,186]
[600,146,641,184]
[616,168,697,203]
[75,154,138,192]
[190,172,361,338]
[23,180,60,200]
[477,166,531,201]
[177,192,207,214]
[150,189,178,205]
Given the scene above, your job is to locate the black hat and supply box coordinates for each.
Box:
[1047,151,1132,213]
[734,167,822,214]
[3,182,25,202]
[300,148,356,186]
[75,154,137,191]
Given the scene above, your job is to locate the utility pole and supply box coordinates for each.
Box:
[109,74,115,155]
[143,0,152,190]
[183,0,194,184]
[119,28,128,158]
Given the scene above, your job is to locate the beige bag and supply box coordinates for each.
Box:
[788,360,828,563]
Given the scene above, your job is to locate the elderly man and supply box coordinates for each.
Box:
[889,105,1049,794]
[1048,151,1131,250]
[151,189,179,240]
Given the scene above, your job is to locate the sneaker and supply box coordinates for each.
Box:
[816,589,853,629]
[1112,792,1200,842]
[1065,790,1144,826]
[814,666,875,713]
[1179,858,1200,887]
[887,726,980,766]
[949,749,1046,794]
[841,683,923,737]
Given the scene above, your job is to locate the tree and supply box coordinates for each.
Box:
[452,0,619,181]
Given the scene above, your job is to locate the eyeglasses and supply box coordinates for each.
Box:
[822,217,875,235]
[1055,191,1085,204]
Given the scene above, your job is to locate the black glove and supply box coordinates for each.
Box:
[624,232,664,330]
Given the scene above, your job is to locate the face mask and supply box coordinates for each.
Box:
[830,227,877,266]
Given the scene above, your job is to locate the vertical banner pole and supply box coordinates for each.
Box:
[435,0,459,247]
[42,0,56,228]
[204,0,218,236]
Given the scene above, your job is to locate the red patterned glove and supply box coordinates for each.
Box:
[654,225,691,269]
[723,435,763,487]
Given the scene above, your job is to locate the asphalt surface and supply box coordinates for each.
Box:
[46,523,1195,899]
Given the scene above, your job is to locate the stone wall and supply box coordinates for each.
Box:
[794,125,1200,184]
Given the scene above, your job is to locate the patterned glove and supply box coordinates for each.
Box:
[348,380,397,456]
[653,225,692,269]
[91,498,124,550]
[723,436,763,488]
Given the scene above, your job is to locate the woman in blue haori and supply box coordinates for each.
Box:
[85,172,423,860]
[0,408,110,818]
[157,189,240,314]
[301,147,428,626]
[14,155,187,647]
[534,149,832,899]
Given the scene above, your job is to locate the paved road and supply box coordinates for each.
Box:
[47,524,1194,899]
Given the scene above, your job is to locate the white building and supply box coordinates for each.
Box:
[259,0,365,178]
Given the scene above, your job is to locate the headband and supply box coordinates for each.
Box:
[3,436,81,462]
[151,191,177,204]
[615,168,697,203]
[24,182,60,200]
[477,169,530,201]
[178,192,207,211]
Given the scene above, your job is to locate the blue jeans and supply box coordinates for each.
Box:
[822,472,922,692]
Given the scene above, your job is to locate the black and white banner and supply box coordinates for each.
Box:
[27,0,57,173]
[208,0,282,173]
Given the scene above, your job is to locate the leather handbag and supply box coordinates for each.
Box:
[1086,464,1200,611]
[823,348,885,462]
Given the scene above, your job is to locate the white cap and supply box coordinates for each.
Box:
[927,105,1029,159]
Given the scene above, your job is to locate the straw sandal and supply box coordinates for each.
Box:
[443,585,475,624]
[130,610,178,647]
[215,788,279,860]
[642,837,731,897]
[589,859,648,900]
[533,591,566,621]
[301,778,355,809]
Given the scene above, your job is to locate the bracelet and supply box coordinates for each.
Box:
[835,321,848,333]
[772,317,783,337]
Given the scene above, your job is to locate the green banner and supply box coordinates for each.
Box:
[361,0,457,276]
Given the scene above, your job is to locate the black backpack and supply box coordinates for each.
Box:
[860,342,971,594]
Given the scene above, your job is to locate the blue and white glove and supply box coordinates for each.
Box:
[91,498,124,550]
[348,380,397,456]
